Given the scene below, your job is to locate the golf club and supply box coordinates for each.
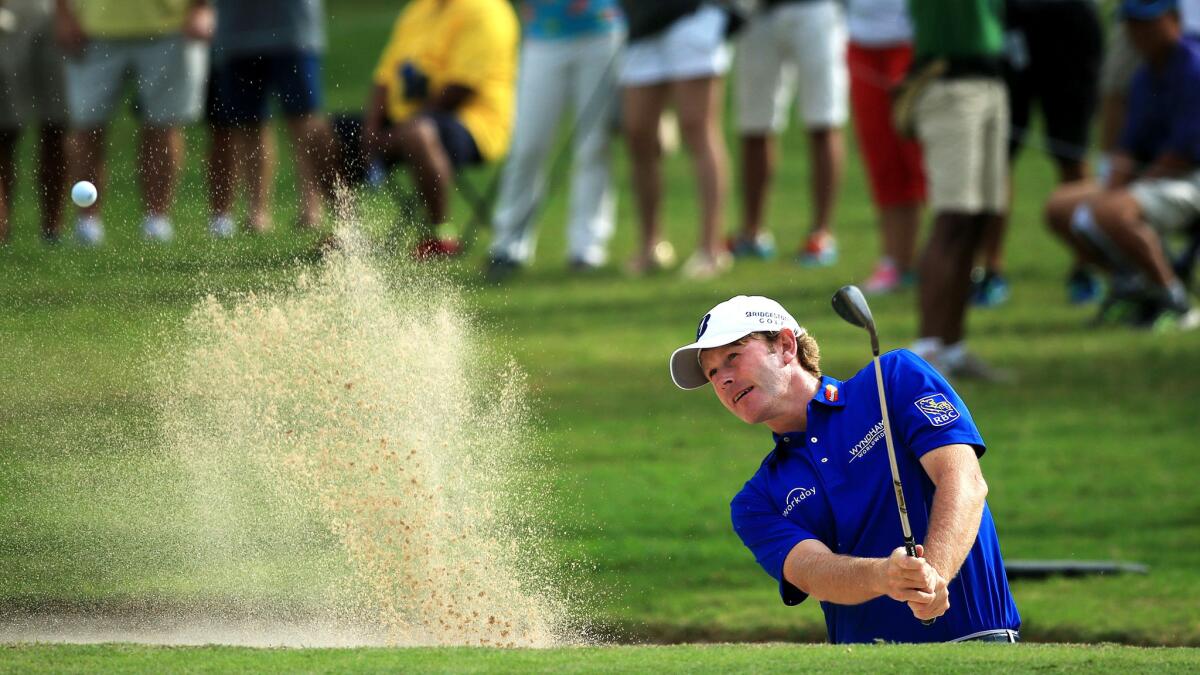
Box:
[831,284,935,626]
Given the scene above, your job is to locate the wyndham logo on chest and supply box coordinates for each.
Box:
[914,393,960,427]
[849,421,885,462]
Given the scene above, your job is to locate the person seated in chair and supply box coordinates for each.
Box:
[1044,0,1200,329]
[363,0,519,257]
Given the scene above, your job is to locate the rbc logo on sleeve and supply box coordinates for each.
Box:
[914,394,960,427]
[696,313,711,340]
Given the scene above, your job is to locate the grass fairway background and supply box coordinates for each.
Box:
[4,643,1200,674]
[2,0,1200,669]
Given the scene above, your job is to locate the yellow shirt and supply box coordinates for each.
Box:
[372,0,519,162]
[71,0,191,39]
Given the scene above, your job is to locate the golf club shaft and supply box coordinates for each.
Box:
[872,353,935,626]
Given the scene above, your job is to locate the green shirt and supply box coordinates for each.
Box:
[72,0,192,39]
[908,0,1004,60]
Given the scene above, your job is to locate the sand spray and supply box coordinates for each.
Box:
[157,226,586,647]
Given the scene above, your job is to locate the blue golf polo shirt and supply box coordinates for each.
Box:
[1120,37,1200,165]
[730,349,1020,643]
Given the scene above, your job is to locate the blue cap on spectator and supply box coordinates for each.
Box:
[1120,0,1178,20]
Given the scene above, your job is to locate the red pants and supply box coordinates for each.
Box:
[848,42,926,207]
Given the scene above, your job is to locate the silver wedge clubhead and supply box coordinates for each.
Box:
[832,285,880,355]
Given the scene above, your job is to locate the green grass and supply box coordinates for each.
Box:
[3,1,1200,669]
[3,643,1200,673]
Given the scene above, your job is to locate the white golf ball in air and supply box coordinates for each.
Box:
[71,180,98,208]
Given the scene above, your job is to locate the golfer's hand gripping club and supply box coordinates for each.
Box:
[832,285,935,626]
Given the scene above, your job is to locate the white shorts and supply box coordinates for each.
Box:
[65,35,208,128]
[619,6,730,87]
[735,0,848,132]
[1131,170,1200,234]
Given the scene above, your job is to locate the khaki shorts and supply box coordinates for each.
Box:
[1130,170,1200,234]
[65,35,208,128]
[915,78,1008,213]
[0,1,67,128]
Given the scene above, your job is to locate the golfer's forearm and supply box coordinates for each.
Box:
[922,473,987,581]
[784,550,886,605]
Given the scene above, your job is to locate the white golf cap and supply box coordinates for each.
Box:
[670,295,805,390]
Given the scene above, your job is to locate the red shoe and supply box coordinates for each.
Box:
[412,237,462,260]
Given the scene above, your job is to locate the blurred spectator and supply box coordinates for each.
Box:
[971,0,1104,308]
[619,0,731,279]
[846,0,924,293]
[730,0,847,267]
[1044,0,1200,330]
[206,0,333,238]
[54,0,213,244]
[364,0,519,258]
[1097,0,1199,171]
[487,0,624,279]
[0,0,68,245]
[205,83,276,237]
[906,0,1010,381]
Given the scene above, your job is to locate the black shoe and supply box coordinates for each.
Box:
[485,256,522,282]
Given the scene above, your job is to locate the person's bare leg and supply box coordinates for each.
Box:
[739,134,774,241]
[881,202,921,271]
[1053,159,1092,273]
[239,124,275,233]
[138,125,182,217]
[385,117,453,230]
[980,177,1009,273]
[990,157,1089,272]
[1092,191,1177,287]
[673,75,728,258]
[918,211,988,343]
[208,123,238,221]
[622,83,670,266]
[286,114,334,228]
[808,126,843,238]
[36,123,68,240]
[72,126,107,220]
[1044,180,1103,268]
[0,129,17,243]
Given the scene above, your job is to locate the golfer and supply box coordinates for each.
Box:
[670,295,1021,643]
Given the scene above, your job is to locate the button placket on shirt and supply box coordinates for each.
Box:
[807,433,828,465]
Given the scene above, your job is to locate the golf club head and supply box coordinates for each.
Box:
[832,285,880,356]
[832,285,875,330]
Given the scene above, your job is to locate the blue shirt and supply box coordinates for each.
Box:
[730,350,1020,643]
[1120,38,1200,165]
[520,0,623,40]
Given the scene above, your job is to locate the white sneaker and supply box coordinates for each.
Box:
[142,215,175,242]
[680,250,733,280]
[937,347,1015,383]
[74,216,104,246]
[209,214,236,239]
